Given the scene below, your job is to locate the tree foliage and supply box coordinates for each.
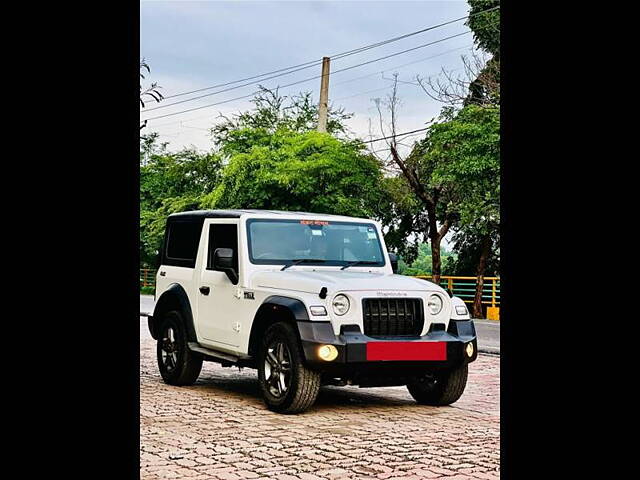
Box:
[443,230,499,276]
[201,129,386,218]
[378,175,426,265]
[371,79,460,281]
[211,87,353,155]
[140,133,224,267]
[398,242,456,276]
[466,0,500,59]
[422,103,500,316]
[422,104,500,234]
[140,59,164,109]
[380,101,499,285]
[465,0,500,107]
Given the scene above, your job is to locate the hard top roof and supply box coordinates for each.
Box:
[167,209,371,222]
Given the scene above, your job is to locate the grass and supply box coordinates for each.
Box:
[140,286,155,296]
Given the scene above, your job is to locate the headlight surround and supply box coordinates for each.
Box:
[332,294,350,316]
[427,294,443,315]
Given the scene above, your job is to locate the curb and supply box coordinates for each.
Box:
[478,348,500,356]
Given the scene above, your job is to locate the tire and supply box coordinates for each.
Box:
[257,322,321,414]
[157,310,203,386]
[406,363,468,406]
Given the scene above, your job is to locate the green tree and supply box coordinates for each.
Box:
[140,133,224,267]
[398,242,456,276]
[385,0,500,310]
[466,0,500,59]
[443,230,499,277]
[371,78,462,283]
[426,104,500,317]
[465,1,500,107]
[378,175,426,266]
[211,87,353,155]
[201,128,386,218]
[381,101,499,315]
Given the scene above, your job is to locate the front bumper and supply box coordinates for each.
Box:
[297,319,477,385]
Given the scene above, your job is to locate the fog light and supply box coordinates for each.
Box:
[465,342,474,357]
[318,344,338,361]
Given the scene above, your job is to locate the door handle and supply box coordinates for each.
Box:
[199,286,210,295]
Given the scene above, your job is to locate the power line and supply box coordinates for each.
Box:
[161,59,323,101]
[143,31,468,113]
[155,5,499,103]
[331,43,473,88]
[141,30,473,122]
[333,86,392,102]
[334,67,461,102]
[149,44,475,129]
[143,61,325,112]
[361,128,429,144]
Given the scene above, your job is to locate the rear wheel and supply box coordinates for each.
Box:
[257,322,321,414]
[157,310,203,386]
[407,364,468,406]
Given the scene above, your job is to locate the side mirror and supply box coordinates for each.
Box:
[388,252,398,274]
[213,248,239,284]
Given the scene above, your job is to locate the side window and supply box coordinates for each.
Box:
[207,223,239,271]
[164,220,203,268]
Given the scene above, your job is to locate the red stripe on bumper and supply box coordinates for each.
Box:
[366,342,447,361]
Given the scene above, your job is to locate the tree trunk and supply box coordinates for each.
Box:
[472,234,492,318]
[431,235,442,285]
[427,206,442,284]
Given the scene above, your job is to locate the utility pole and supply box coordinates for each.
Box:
[317,56,330,133]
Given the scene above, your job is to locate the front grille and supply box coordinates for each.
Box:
[362,298,424,337]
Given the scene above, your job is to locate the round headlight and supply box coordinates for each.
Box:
[332,294,350,316]
[427,294,443,315]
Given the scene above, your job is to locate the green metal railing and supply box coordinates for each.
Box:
[413,275,500,307]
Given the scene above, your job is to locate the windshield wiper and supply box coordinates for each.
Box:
[281,259,327,271]
[340,260,379,270]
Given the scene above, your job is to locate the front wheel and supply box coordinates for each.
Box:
[407,364,468,406]
[257,322,321,414]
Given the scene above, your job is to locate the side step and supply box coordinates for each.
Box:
[187,342,241,364]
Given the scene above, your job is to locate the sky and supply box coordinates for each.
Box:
[140,0,480,157]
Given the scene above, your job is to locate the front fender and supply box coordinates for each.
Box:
[261,295,310,321]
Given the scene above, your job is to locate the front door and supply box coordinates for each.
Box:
[197,221,241,349]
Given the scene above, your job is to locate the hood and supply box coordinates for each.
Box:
[250,269,443,295]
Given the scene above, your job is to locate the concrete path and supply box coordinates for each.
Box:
[140,333,500,479]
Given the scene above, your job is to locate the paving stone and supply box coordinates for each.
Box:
[140,335,500,480]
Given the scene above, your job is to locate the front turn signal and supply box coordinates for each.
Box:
[465,342,474,357]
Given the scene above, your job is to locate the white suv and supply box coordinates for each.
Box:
[148,209,478,413]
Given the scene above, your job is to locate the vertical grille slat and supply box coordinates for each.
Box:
[362,298,424,337]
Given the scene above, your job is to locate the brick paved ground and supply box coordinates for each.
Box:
[141,337,500,480]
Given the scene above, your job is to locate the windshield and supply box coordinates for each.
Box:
[247,219,386,267]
